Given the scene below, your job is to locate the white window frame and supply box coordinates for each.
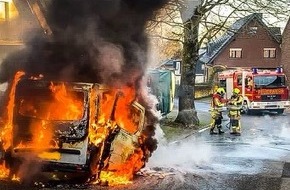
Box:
[263,48,276,58]
[229,48,242,58]
[248,26,258,35]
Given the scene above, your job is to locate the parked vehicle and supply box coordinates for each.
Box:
[147,69,175,115]
[218,67,290,114]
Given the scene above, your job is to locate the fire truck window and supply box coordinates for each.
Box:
[254,76,285,87]
[237,75,242,86]
[219,80,226,88]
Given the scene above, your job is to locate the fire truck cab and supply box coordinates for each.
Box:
[218,67,290,114]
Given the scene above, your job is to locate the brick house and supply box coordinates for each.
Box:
[281,17,290,91]
[199,13,282,82]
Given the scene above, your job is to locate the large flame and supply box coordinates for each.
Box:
[99,148,144,186]
[88,86,146,185]
[1,71,25,151]
[14,81,84,150]
[0,72,86,179]
[0,72,148,185]
[0,71,25,179]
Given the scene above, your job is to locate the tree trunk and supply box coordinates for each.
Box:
[175,10,200,129]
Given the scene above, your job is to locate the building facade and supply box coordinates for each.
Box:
[281,18,290,92]
[200,13,282,82]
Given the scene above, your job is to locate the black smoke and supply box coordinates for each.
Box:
[0,0,169,87]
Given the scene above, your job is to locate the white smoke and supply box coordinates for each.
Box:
[0,82,7,92]
[147,112,290,175]
[147,136,213,172]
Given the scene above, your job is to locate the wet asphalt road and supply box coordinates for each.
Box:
[145,102,290,190]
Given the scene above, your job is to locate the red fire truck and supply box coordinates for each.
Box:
[217,67,290,114]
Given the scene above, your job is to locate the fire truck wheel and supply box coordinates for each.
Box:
[276,109,284,114]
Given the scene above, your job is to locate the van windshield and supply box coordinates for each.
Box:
[17,88,85,121]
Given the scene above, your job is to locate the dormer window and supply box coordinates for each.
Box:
[248,26,258,35]
[229,48,242,58]
[263,48,276,58]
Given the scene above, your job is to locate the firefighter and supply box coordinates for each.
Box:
[228,88,243,135]
[209,87,226,135]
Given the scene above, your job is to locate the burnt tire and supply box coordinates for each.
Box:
[88,145,100,178]
[4,149,20,179]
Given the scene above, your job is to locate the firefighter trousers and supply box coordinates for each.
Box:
[210,109,223,132]
[228,110,241,134]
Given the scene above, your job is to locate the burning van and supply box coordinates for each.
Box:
[0,72,148,185]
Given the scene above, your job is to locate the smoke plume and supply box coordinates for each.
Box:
[0,0,168,88]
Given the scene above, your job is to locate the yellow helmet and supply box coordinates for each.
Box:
[216,87,225,95]
[233,88,240,94]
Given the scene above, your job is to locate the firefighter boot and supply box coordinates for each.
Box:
[235,121,241,136]
[217,125,224,134]
[209,119,218,135]
[210,128,218,135]
[230,119,240,135]
[230,126,237,134]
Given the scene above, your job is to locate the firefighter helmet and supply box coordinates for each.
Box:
[216,87,225,95]
[233,88,240,95]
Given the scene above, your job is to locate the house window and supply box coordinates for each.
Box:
[174,61,181,75]
[229,48,242,58]
[0,1,8,21]
[263,48,276,58]
[0,2,5,20]
[248,26,258,35]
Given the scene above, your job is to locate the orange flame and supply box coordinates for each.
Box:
[88,86,146,185]
[0,72,148,185]
[0,71,25,179]
[115,87,139,134]
[14,82,83,150]
[0,162,10,179]
[89,87,138,148]
[99,148,144,186]
[48,82,83,120]
[0,73,85,179]
[1,71,25,151]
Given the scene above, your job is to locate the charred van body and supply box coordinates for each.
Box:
[2,74,147,183]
